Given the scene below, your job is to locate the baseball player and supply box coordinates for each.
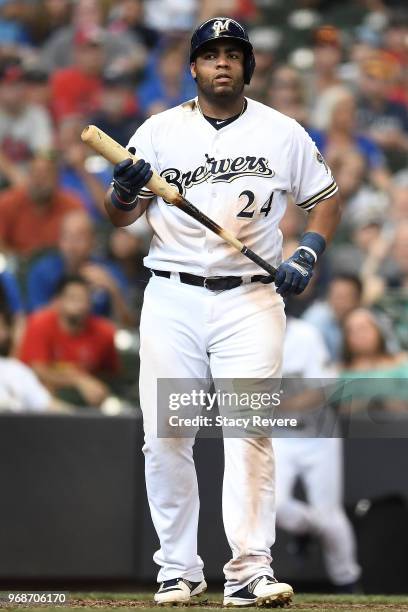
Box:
[274,315,361,591]
[104,17,340,607]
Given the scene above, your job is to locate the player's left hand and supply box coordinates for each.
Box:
[274,248,315,297]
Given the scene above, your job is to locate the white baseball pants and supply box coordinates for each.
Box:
[273,437,361,585]
[139,274,285,594]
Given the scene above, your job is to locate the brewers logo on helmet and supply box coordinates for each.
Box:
[189,17,256,85]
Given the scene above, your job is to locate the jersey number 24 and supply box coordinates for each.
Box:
[237,191,273,219]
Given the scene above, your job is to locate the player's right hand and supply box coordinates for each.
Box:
[112,148,152,204]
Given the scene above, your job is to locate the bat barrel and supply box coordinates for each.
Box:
[81,125,127,165]
[81,124,180,202]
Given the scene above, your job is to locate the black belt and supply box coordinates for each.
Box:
[151,269,274,291]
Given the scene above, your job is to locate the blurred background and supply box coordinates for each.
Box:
[0,0,408,596]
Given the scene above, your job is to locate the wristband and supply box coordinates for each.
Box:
[297,231,326,262]
[111,190,138,211]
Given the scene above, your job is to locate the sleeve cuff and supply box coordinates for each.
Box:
[296,181,338,211]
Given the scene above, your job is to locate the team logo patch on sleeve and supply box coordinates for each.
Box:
[315,149,329,174]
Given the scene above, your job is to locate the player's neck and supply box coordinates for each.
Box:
[197,94,246,120]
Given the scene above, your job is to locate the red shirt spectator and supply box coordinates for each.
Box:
[51,66,102,121]
[19,306,118,375]
[50,27,105,122]
[0,155,82,256]
[18,275,119,408]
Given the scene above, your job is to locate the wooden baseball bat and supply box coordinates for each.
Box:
[81,125,276,279]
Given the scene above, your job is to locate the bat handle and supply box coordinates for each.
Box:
[241,246,277,280]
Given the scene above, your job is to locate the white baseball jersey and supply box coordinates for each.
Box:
[128,97,337,277]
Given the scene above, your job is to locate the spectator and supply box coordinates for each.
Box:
[23,65,51,110]
[26,210,134,326]
[19,275,119,408]
[336,148,367,195]
[56,116,112,220]
[143,0,196,33]
[26,0,74,47]
[246,27,278,103]
[108,227,150,320]
[88,70,143,147]
[389,185,408,223]
[331,207,392,305]
[372,218,408,349]
[0,307,69,413]
[0,264,25,351]
[340,26,380,90]
[356,53,408,170]
[0,60,53,187]
[303,274,363,362]
[0,266,23,316]
[50,25,105,122]
[340,308,408,412]
[381,220,408,290]
[197,0,258,23]
[309,86,391,193]
[381,11,408,106]
[267,65,308,125]
[329,151,371,223]
[305,25,343,112]
[0,0,30,48]
[40,0,146,74]
[0,153,82,257]
[137,37,196,116]
[108,0,159,50]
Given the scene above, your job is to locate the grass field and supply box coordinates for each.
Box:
[2,592,408,612]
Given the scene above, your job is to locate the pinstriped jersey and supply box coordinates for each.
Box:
[127,97,337,277]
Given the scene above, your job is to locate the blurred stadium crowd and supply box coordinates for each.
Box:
[0,0,407,411]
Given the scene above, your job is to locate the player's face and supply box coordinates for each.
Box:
[191,41,245,101]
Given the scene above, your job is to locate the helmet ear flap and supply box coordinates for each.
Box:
[244,51,256,85]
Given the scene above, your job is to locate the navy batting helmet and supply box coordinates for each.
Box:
[190,17,256,85]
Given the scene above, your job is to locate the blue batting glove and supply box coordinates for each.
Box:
[111,147,152,207]
[275,248,316,297]
[275,231,326,297]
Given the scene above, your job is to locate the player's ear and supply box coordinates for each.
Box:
[190,62,197,81]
